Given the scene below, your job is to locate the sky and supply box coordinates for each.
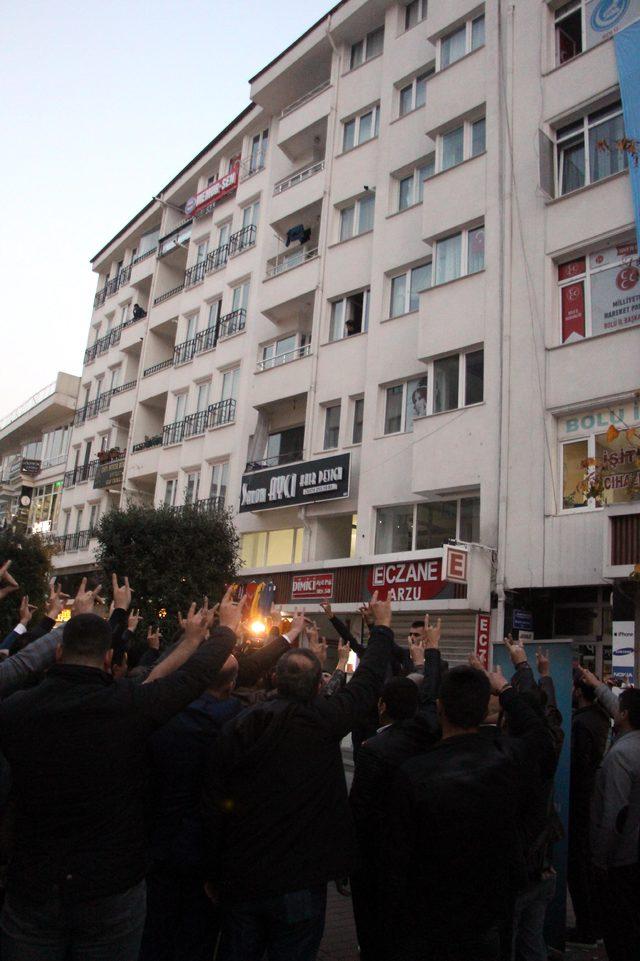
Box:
[0,0,332,418]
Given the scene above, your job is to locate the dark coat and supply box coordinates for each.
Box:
[0,627,236,903]
[202,626,394,900]
[571,703,610,824]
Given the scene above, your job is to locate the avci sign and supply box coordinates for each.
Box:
[239,454,350,513]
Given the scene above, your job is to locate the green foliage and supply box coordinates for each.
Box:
[94,503,239,638]
[0,529,53,636]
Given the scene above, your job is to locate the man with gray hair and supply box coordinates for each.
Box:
[203,593,395,961]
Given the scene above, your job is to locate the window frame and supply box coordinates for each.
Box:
[557,240,639,343]
[329,288,371,341]
[404,0,428,32]
[433,223,485,286]
[240,528,304,568]
[352,396,365,445]
[437,115,486,172]
[398,67,434,118]
[323,403,342,451]
[374,495,480,554]
[438,13,485,70]
[209,460,229,504]
[555,100,627,197]
[554,0,584,67]
[338,193,376,242]
[396,158,435,211]
[342,105,381,152]
[389,261,432,318]
[558,432,640,514]
[349,25,385,71]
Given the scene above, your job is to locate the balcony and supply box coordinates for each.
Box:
[229,224,257,257]
[194,308,246,356]
[56,530,92,553]
[277,81,332,153]
[157,220,193,259]
[93,265,132,310]
[174,338,197,366]
[132,247,157,266]
[274,160,325,196]
[153,282,185,307]
[143,358,173,378]
[112,380,136,397]
[282,79,331,119]
[170,495,226,515]
[162,399,237,447]
[63,459,100,489]
[245,450,304,472]
[239,150,268,183]
[257,343,311,371]
[85,392,112,421]
[266,245,319,278]
[184,259,208,289]
[132,434,163,453]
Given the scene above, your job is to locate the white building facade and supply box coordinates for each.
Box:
[53,0,640,668]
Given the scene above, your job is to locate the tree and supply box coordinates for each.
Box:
[0,528,54,637]
[94,503,239,639]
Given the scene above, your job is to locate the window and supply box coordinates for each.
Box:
[352,398,364,444]
[557,239,639,343]
[398,68,434,117]
[185,472,200,504]
[440,14,484,69]
[261,333,309,368]
[265,426,305,467]
[350,26,384,70]
[221,367,240,402]
[185,314,198,342]
[195,382,210,412]
[164,479,177,507]
[405,0,428,31]
[218,221,231,249]
[99,433,110,453]
[562,428,640,511]
[195,241,208,264]
[242,200,260,230]
[324,404,341,450]
[138,227,160,257]
[240,528,304,567]
[384,350,483,432]
[329,289,370,340]
[439,115,486,172]
[109,367,121,391]
[397,159,434,211]
[434,224,484,285]
[390,263,432,317]
[174,392,187,422]
[342,106,380,151]
[339,194,375,241]
[375,497,480,553]
[555,1,583,66]
[209,461,229,504]
[249,129,269,174]
[556,102,627,196]
[208,299,222,330]
[231,281,250,313]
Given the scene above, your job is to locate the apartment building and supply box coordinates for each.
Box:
[53,0,640,669]
[0,374,80,535]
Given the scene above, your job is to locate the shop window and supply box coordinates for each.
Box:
[375,497,480,553]
[240,528,304,567]
[562,430,640,510]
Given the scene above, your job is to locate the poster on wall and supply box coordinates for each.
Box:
[586,0,640,48]
[612,620,636,683]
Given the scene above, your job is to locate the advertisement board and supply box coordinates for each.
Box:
[291,573,334,602]
[475,613,491,667]
[612,620,636,682]
[93,459,125,490]
[239,454,350,513]
[586,0,640,48]
[365,558,448,603]
[185,164,239,218]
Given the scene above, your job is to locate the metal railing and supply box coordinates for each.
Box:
[63,459,101,489]
[40,451,69,470]
[111,380,137,396]
[174,338,197,366]
[131,434,163,453]
[162,399,236,447]
[240,149,268,181]
[229,224,257,256]
[281,79,331,117]
[274,160,325,195]
[171,495,226,515]
[94,265,132,309]
[157,219,193,258]
[85,392,112,420]
[0,382,57,432]
[206,242,229,272]
[257,343,311,371]
[245,450,304,472]
[143,358,173,378]
[266,246,318,278]
[218,308,246,342]
[56,530,92,552]
[153,282,185,306]
[184,259,208,288]
[84,344,98,365]
[132,247,157,265]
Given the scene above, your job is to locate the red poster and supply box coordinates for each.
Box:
[291,573,334,601]
[561,280,586,342]
[366,559,446,602]
[558,257,585,281]
[185,164,239,217]
[475,613,491,668]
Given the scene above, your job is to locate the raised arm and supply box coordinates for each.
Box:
[0,628,61,695]
[321,601,367,657]
[579,667,620,722]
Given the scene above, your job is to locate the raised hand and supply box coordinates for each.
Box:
[468,653,486,672]
[336,639,351,670]
[111,573,132,611]
[218,586,247,635]
[536,647,550,677]
[147,626,162,650]
[424,614,442,650]
[181,600,209,643]
[72,577,104,616]
[287,608,312,643]
[504,633,527,666]
[487,663,510,695]
[0,560,19,601]
[18,595,37,626]
[46,579,69,620]
[368,591,392,628]
[358,603,375,627]
[578,666,601,688]
[408,636,425,668]
[308,632,328,667]
[127,609,143,633]
[320,601,334,619]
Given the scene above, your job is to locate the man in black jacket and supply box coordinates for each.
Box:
[385,664,555,961]
[0,581,241,961]
[202,594,394,961]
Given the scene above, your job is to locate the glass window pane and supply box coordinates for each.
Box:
[367,27,384,59]
[434,355,460,412]
[415,74,428,109]
[330,300,345,341]
[471,117,486,156]
[589,112,627,183]
[405,0,419,30]
[471,15,485,50]
[406,376,429,431]
[343,119,356,151]
[399,85,414,117]
[563,440,589,509]
[390,275,407,317]
[353,398,364,443]
[410,263,432,310]
[435,233,462,284]
[340,205,355,241]
[399,176,413,210]
[460,497,480,542]
[559,137,585,194]
[375,505,414,554]
[294,528,303,563]
[415,501,458,549]
[350,40,364,70]
[465,350,484,405]
[385,385,404,434]
[358,111,374,144]
[358,194,375,233]
[266,529,295,566]
[468,226,485,274]
[241,531,267,567]
[324,405,341,449]
[441,26,466,68]
[442,126,464,170]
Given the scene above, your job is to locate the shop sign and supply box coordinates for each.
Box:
[590,257,640,337]
[366,558,447,602]
[513,609,533,631]
[32,520,52,534]
[185,163,239,218]
[291,573,334,602]
[93,459,125,490]
[239,454,350,513]
[586,0,640,48]
[612,620,636,683]
[443,544,468,583]
[563,400,640,437]
[475,613,491,667]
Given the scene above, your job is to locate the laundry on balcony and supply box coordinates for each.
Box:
[285,224,311,247]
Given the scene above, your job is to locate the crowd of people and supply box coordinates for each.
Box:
[0,557,637,961]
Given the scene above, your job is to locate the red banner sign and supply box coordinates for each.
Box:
[475,613,491,667]
[561,280,586,342]
[291,573,334,602]
[185,163,239,217]
[366,559,446,602]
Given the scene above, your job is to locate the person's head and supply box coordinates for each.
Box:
[275,649,322,702]
[573,674,597,709]
[378,677,419,725]
[438,665,491,735]
[207,654,239,699]
[407,620,423,643]
[617,688,640,734]
[57,614,113,671]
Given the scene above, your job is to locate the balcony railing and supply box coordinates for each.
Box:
[281,79,331,117]
[93,323,123,358]
[266,246,318,278]
[274,160,325,196]
[84,344,98,365]
[111,379,137,396]
[184,259,208,288]
[85,392,112,420]
[257,343,311,371]
[240,149,268,182]
[153,282,185,306]
[143,358,173,378]
[93,265,132,309]
[63,459,101,489]
[174,338,197,366]
[40,452,69,470]
[246,450,304,472]
[132,247,157,265]
[229,224,257,256]
[170,495,226,515]
[157,219,193,258]
[56,530,92,553]
[131,434,163,453]
[162,399,236,446]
